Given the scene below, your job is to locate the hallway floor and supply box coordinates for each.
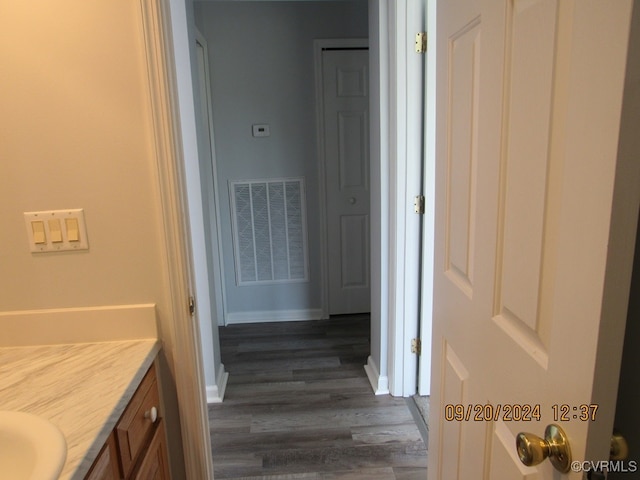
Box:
[209,315,428,479]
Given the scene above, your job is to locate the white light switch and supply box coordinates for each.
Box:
[31,221,46,244]
[48,219,63,243]
[24,209,89,253]
[65,218,80,242]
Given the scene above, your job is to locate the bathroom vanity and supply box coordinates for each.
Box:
[85,363,170,479]
[0,339,168,479]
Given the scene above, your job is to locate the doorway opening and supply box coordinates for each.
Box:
[193,2,371,330]
[188,0,430,409]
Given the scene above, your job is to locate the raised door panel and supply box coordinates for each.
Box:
[487,422,539,480]
[492,0,559,369]
[438,343,469,479]
[338,111,368,190]
[444,17,481,298]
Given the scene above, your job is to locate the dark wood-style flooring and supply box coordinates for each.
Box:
[208,315,428,480]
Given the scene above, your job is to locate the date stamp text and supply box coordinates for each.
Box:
[444,403,599,422]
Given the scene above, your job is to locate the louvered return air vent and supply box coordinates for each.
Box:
[230,178,309,285]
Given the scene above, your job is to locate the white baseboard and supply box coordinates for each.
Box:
[0,304,158,347]
[226,308,325,325]
[206,363,229,403]
[364,355,390,395]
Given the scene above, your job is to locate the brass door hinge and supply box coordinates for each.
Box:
[414,195,425,214]
[411,338,422,355]
[415,32,427,53]
[189,296,196,316]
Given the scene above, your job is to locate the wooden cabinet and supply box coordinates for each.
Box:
[132,419,170,479]
[85,432,120,480]
[116,364,163,478]
[86,363,170,480]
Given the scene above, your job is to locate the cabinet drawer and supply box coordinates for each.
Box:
[116,364,160,477]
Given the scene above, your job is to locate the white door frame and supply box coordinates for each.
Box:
[383,0,428,397]
[139,0,214,477]
[195,30,228,330]
[313,38,369,320]
[418,0,436,396]
[140,1,426,477]
[195,30,229,402]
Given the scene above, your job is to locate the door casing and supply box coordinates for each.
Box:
[145,1,432,477]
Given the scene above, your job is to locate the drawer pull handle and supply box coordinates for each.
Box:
[144,406,158,423]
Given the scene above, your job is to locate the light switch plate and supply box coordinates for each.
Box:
[24,209,89,253]
[252,124,270,137]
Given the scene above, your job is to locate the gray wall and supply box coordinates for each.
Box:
[194,1,368,318]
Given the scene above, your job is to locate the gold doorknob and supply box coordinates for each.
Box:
[516,424,572,473]
[611,430,629,460]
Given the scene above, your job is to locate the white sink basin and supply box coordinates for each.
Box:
[0,411,67,480]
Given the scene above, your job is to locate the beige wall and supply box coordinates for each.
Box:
[0,2,185,477]
[0,2,163,310]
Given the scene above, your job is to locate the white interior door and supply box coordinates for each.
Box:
[322,48,371,316]
[428,0,638,478]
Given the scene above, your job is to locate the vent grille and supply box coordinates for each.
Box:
[230,178,309,285]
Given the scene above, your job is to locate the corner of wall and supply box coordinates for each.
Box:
[205,363,229,403]
[364,355,390,395]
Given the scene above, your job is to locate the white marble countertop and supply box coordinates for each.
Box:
[0,339,161,479]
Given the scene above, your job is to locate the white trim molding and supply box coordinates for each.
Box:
[195,29,228,328]
[386,0,426,397]
[226,308,324,324]
[140,0,214,477]
[0,304,157,347]
[367,0,391,402]
[206,363,229,403]
[364,355,390,395]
